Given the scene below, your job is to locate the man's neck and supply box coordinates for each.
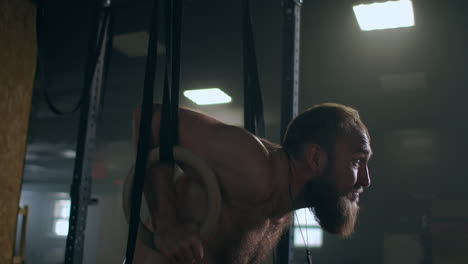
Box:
[270,149,312,218]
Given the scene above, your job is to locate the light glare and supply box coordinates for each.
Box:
[62,150,76,159]
[184,88,232,105]
[353,0,415,31]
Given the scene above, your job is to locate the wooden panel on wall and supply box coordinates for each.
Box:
[0,0,37,263]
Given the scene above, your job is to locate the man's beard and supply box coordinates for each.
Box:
[305,164,360,238]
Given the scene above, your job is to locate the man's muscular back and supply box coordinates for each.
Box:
[132,105,290,264]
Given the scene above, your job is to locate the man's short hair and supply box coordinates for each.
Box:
[282,103,369,159]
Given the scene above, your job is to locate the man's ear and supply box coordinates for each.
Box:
[303,144,328,175]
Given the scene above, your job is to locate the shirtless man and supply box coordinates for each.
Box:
[131,102,372,264]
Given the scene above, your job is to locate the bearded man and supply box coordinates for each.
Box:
[132,102,372,264]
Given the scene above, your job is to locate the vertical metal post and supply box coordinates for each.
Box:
[64,3,111,263]
[277,0,302,263]
[280,0,302,138]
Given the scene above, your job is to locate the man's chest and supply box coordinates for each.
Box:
[211,207,290,264]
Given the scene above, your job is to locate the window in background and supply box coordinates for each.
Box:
[53,199,70,237]
[293,208,323,248]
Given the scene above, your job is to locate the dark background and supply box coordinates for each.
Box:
[18,0,468,263]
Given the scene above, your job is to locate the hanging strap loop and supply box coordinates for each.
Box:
[124,1,221,263]
[124,0,160,262]
[159,0,183,162]
[243,0,265,137]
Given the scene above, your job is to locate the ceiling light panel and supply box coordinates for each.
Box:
[353,0,415,31]
[183,88,232,105]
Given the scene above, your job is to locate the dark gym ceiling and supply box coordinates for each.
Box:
[24,0,468,198]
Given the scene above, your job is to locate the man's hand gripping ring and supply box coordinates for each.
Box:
[123,146,222,250]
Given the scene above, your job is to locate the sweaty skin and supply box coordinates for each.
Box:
[132,105,292,264]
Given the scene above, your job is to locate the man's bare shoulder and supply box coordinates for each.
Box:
[204,130,276,207]
[167,106,269,162]
[134,104,278,204]
[133,104,223,149]
[177,108,276,205]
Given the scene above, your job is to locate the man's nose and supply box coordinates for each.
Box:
[358,165,371,188]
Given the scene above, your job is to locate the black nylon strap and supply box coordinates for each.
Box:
[37,0,82,116]
[160,0,173,162]
[160,64,173,161]
[124,0,160,262]
[243,0,254,133]
[159,0,172,161]
[170,0,182,146]
[242,0,265,137]
[125,0,183,262]
[159,0,182,162]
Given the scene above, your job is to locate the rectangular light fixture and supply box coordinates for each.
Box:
[353,0,415,31]
[183,88,232,105]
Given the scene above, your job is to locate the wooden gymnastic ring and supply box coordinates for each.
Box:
[122,146,221,250]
